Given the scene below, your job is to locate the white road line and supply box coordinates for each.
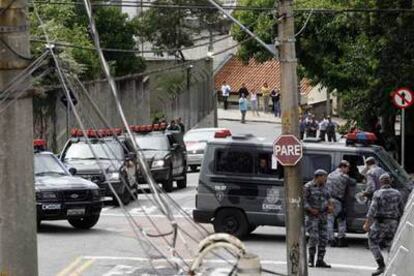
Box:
[81,256,376,271]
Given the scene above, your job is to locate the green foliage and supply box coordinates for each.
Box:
[136,0,224,60]
[231,0,414,136]
[30,1,146,79]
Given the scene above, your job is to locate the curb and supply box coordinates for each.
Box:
[219,117,282,124]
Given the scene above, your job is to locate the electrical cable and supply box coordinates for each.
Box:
[33,5,182,274]
[295,9,314,37]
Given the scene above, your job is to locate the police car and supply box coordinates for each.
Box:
[193,131,413,238]
[60,128,138,205]
[132,124,187,192]
[34,140,103,229]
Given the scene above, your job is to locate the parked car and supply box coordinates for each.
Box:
[60,129,138,205]
[134,128,187,192]
[35,147,103,229]
[184,128,231,172]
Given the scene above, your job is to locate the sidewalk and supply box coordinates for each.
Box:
[218,108,282,124]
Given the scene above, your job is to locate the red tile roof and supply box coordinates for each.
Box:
[214,56,313,96]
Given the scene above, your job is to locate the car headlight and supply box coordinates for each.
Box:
[39,191,57,200]
[107,172,120,181]
[91,189,101,199]
[152,160,165,169]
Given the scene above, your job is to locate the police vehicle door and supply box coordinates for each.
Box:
[342,153,375,226]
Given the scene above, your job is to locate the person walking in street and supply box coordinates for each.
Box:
[238,83,249,98]
[177,117,185,133]
[326,116,337,142]
[363,157,387,202]
[319,117,328,141]
[239,93,248,124]
[250,90,259,116]
[261,82,271,113]
[221,81,231,110]
[304,169,333,268]
[270,88,281,117]
[363,173,404,276]
[326,160,356,247]
[300,116,306,140]
[305,115,319,138]
[167,120,180,131]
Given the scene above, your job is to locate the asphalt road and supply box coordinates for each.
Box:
[37,119,378,276]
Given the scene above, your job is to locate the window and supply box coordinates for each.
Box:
[343,154,366,182]
[216,150,254,174]
[302,154,332,180]
[257,153,284,179]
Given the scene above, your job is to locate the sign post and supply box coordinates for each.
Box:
[273,135,304,166]
[391,87,414,168]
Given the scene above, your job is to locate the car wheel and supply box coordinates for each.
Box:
[37,218,41,229]
[213,208,249,239]
[190,165,198,172]
[162,168,173,193]
[177,169,187,189]
[248,224,257,234]
[68,214,100,229]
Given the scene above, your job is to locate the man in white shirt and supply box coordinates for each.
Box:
[221,81,231,110]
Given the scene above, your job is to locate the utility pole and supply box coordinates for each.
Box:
[0,0,38,274]
[278,1,307,275]
[208,25,218,127]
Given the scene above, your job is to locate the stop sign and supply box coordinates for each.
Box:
[273,135,303,166]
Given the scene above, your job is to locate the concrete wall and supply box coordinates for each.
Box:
[33,75,151,152]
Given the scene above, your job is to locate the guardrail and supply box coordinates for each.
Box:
[385,190,414,276]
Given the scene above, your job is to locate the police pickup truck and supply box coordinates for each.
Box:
[34,140,103,229]
[193,131,413,238]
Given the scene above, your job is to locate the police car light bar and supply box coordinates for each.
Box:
[130,123,167,133]
[71,128,123,138]
[33,139,47,151]
[345,131,377,145]
[214,129,232,138]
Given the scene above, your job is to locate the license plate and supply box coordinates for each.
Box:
[42,204,61,210]
[67,208,85,216]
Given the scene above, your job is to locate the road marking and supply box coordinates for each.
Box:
[69,259,95,276]
[56,257,83,276]
[81,256,376,271]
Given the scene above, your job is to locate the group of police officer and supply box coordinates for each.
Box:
[304,157,404,276]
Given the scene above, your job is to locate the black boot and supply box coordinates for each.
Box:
[315,247,331,268]
[308,247,316,267]
[372,257,385,276]
[337,238,348,248]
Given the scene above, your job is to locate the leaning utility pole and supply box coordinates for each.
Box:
[0,0,38,274]
[278,1,307,275]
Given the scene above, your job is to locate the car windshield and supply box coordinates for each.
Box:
[64,141,123,161]
[135,135,169,151]
[377,148,411,182]
[184,130,217,142]
[35,154,68,176]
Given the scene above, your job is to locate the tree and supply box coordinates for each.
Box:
[231,0,414,140]
[30,1,146,79]
[136,0,225,61]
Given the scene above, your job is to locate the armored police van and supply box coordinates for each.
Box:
[193,132,413,238]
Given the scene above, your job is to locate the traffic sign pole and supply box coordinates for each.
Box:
[402,108,405,168]
[391,87,413,168]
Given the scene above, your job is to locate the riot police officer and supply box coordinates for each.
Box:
[363,157,386,200]
[363,173,404,276]
[326,160,355,247]
[304,169,333,268]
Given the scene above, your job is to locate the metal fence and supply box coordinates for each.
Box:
[385,189,414,276]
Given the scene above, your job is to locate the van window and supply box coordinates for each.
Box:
[303,154,332,179]
[216,150,254,174]
[257,153,284,178]
[343,154,367,182]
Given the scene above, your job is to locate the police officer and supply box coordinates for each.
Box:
[326,160,355,247]
[304,169,333,268]
[363,157,386,201]
[363,173,404,276]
